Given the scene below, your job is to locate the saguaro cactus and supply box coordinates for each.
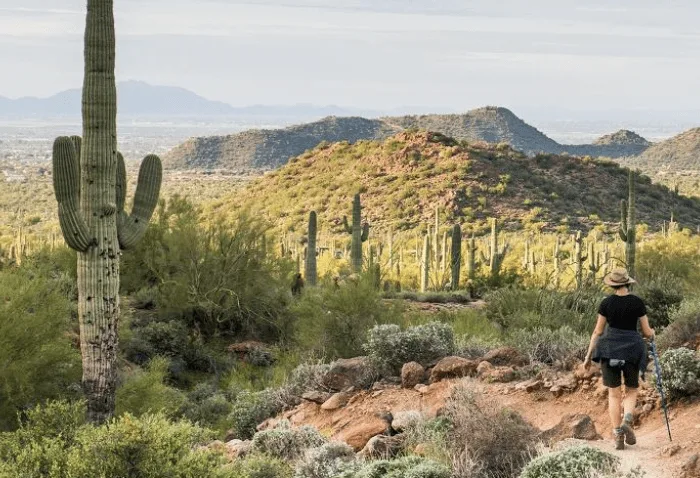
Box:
[466,235,478,281]
[572,231,588,289]
[343,193,369,273]
[421,234,430,293]
[450,224,461,290]
[481,218,509,280]
[619,170,637,277]
[305,211,317,286]
[51,0,162,424]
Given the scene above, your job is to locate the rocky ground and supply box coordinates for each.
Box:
[221,347,700,477]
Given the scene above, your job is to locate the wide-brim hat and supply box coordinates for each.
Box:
[603,268,637,287]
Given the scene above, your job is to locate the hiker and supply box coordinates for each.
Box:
[291,273,304,296]
[583,268,655,450]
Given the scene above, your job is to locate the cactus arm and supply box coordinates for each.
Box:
[361,222,370,242]
[619,199,628,242]
[52,136,94,252]
[117,154,163,249]
[342,216,352,235]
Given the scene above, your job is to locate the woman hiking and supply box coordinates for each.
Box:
[583,268,655,450]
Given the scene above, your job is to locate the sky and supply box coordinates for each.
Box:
[1,0,700,117]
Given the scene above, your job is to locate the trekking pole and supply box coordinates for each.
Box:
[649,339,673,442]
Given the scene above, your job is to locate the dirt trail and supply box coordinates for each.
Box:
[282,378,700,477]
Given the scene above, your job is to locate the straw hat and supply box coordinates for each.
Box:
[603,268,637,287]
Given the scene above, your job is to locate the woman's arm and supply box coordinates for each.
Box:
[584,314,607,368]
[639,315,655,339]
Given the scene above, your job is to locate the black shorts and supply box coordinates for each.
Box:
[601,359,639,388]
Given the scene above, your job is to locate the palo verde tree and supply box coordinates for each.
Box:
[51,0,162,423]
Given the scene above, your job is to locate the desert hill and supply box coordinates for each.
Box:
[211,131,699,235]
[163,108,651,170]
[624,128,700,172]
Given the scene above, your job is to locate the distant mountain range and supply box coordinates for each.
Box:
[0,81,377,119]
[163,107,655,170]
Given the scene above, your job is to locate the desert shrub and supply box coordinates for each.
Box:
[234,454,294,478]
[121,196,295,342]
[294,441,356,478]
[635,271,684,328]
[179,382,233,431]
[116,357,186,418]
[456,335,500,360]
[443,383,538,478]
[519,445,620,478]
[657,297,700,350]
[291,276,403,359]
[508,326,588,366]
[0,404,237,478]
[363,322,455,372]
[251,421,327,461]
[228,390,284,440]
[636,232,700,290]
[485,287,602,334]
[0,257,81,430]
[337,456,450,478]
[654,347,700,399]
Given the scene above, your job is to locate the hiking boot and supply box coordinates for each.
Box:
[614,428,625,450]
[621,415,636,445]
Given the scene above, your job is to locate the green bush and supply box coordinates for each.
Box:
[658,297,700,350]
[228,390,283,440]
[635,271,684,328]
[179,383,234,431]
[122,196,295,342]
[337,456,450,478]
[251,421,327,461]
[233,454,294,478]
[290,276,403,359]
[519,445,620,478]
[294,441,356,478]
[0,256,81,430]
[654,347,700,399]
[363,322,455,372]
[116,357,186,418]
[508,326,588,366]
[0,402,237,478]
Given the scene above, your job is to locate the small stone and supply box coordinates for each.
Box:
[302,391,331,404]
[401,362,426,389]
[429,356,478,383]
[540,414,600,444]
[371,390,384,398]
[662,444,682,457]
[321,392,351,411]
[414,384,429,394]
[476,360,494,376]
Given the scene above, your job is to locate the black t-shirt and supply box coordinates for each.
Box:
[598,294,647,330]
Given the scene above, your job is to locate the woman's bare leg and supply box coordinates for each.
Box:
[608,386,623,429]
[623,387,638,417]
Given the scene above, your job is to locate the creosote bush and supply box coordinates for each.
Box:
[508,326,587,366]
[654,347,700,400]
[294,441,356,478]
[363,322,455,372]
[519,445,620,478]
[227,390,284,440]
[336,456,451,478]
[657,297,700,350]
[251,421,327,461]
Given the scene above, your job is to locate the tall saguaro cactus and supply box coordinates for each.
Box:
[51,0,162,424]
[305,211,317,286]
[421,234,430,293]
[343,193,369,273]
[481,218,509,281]
[619,170,637,277]
[450,224,461,290]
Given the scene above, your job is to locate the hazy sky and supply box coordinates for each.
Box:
[1,0,699,114]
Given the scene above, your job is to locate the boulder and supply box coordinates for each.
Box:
[482,346,529,367]
[323,357,375,392]
[321,392,351,411]
[540,414,601,445]
[574,362,600,380]
[335,417,388,451]
[515,378,544,393]
[429,356,478,383]
[302,391,332,405]
[401,362,426,389]
[359,434,404,459]
[484,366,518,383]
[476,361,494,376]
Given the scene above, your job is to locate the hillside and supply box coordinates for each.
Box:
[164,116,399,169]
[164,107,651,170]
[625,128,700,172]
[214,131,699,234]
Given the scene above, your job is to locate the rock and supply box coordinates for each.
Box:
[302,391,332,404]
[256,417,280,432]
[681,454,699,478]
[415,384,429,394]
[574,362,600,380]
[335,417,388,451]
[482,346,529,366]
[483,366,517,383]
[321,392,351,411]
[553,374,578,391]
[662,444,682,457]
[323,357,375,392]
[595,381,608,399]
[391,411,423,433]
[226,341,275,366]
[359,434,404,459]
[429,356,478,383]
[401,362,426,389]
[550,385,564,397]
[515,378,543,392]
[476,361,494,376]
[540,414,601,445]
[224,439,253,459]
[413,443,429,456]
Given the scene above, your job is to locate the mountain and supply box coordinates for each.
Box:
[164,116,399,169]
[164,107,651,170]
[213,131,699,234]
[624,128,700,172]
